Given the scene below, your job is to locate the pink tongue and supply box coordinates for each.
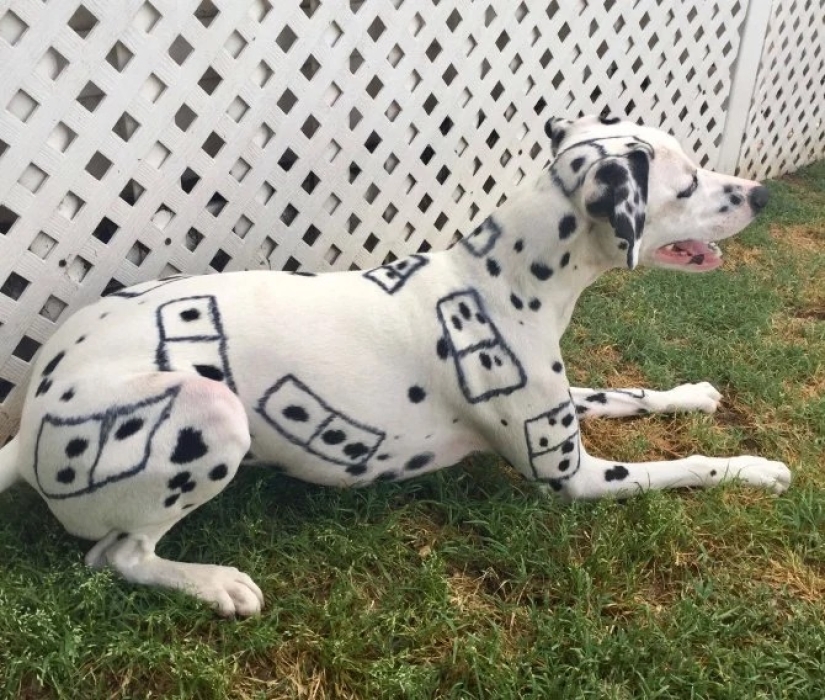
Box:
[672,240,713,255]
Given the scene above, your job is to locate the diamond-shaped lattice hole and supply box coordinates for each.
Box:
[40,293,68,321]
[249,0,271,22]
[234,215,253,239]
[65,256,91,284]
[126,240,150,266]
[0,378,15,403]
[185,227,204,251]
[225,31,247,58]
[194,0,219,26]
[180,167,201,193]
[168,35,193,65]
[278,148,298,171]
[1,272,30,300]
[0,205,19,234]
[231,158,250,182]
[281,204,299,226]
[28,231,57,259]
[0,10,28,45]
[363,233,379,252]
[58,192,84,220]
[302,115,320,138]
[227,96,249,122]
[113,112,140,141]
[85,152,112,180]
[36,48,68,80]
[77,81,105,112]
[278,89,297,114]
[8,90,38,122]
[19,163,47,193]
[277,25,297,52]
[302,225,321,246]
[198,66,222,94]
[210,249,231,271]
[102,278,126,297]
[302,171,319,194]
[134,1,160,32]
[68,5,98,38]
[106,41,134,71]
[92,216,119,244]
[141,73,167,103]
[152,205,175,230]
[202,132,225,157]
[254,60,273,86]
[175,104,197,131]
[119,179,145,205]
[256,182,275,206]
[207,192,227,217]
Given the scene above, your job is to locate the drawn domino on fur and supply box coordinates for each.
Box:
[460,216,503,257]
[436,289,526,403]
[523,398,580,481]
[155,296,237,392]
[256,375,386,470]
[34,387,178,499]
[364,255,429,294]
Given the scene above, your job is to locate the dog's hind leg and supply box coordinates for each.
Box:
[24,372,261,615]
[570,382,721,419]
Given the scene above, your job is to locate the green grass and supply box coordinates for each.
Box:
[1,162,824,699]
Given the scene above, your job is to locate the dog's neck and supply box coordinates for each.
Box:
[446,172,615,340]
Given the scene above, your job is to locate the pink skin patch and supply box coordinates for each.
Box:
[652,240,723,271]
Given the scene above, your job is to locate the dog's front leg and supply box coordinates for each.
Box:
[554,448,791,500]
[570,382,721,419]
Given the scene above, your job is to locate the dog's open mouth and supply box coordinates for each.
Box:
[653,240,723,271]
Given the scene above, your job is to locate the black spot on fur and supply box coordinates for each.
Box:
[562,414,574,428]
[479,352,492,370]
[558,214,577,240]
[181,480,196,493]
[56,467,76,483]
[458,302,471,320]
[35,378,52,397]
[528,298,541,311]
[558,459,570,472]
[599,115,621,125]
[344,443,370,459]
[76,336,86,344]
[451,316,463,331]
[43,351,65,376]
[530,262,553,281]
[560,252,571,268]
[562,441,575,454]
[552,361,563,373]
[571,157,585,173]
[170,428,208,464]
[377,453,390,461]
[168,471,192,489]
[576,405,587,415]
[605,465,629,482]
[730,194,743,206]
[501,419,508,426]
[405,452,434,471]
[486,258,501,277]
[710,469,717,477]
[346,464,368,476]
[375,471,397,482]
[115,417,144,441]
[514,239,524,253]
[116,532,129,541]
[66,438,89,457]
[60,389,75,402]
[164,494,180,507]
[436,337,450,360]
[180,308,200,322]
[548,479,562,492]
[587,392,608,404]
[408,386,426,403]
[209,464,228,481]
[322,429,346,445]
[283,405,309,421]
[194,364,225,381]
[510,294,524,310]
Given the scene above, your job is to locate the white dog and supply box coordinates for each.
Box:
[0,115,790,616]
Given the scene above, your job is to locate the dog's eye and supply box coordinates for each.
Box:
[676,172,699,199]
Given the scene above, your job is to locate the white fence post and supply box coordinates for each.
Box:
[716,0,774,174]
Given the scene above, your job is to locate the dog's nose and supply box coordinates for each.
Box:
[748,186,770,212]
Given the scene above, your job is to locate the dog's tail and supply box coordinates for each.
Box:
[0,435,21,494]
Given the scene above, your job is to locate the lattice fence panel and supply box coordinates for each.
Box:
[736,0,825,179]
[0,0,752,440]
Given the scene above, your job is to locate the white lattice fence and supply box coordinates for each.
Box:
[736,0,825,179]
[0,0,820,442]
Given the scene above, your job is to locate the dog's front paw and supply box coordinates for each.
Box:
[723,456,792,494]
[187,565,265,617]
[661,381,722,413]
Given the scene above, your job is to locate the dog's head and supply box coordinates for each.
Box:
[544,114,769,271]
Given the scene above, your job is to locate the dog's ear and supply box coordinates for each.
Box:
[544,117,572,155]
[581,149,650,269]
